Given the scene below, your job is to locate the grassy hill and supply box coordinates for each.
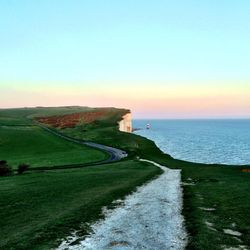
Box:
[51,109,250,250]
[0,106,161,249]
[0,106,249,249]
[0,106,94,125]
[0,125,107,169]
[0,106,130,169]
[0,107,114,169]
[0,160,160,249]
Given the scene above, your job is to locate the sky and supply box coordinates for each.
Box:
[1,0,250,118]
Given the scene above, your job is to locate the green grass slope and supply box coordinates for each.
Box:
[0,106,161,249]
[0,160,161,249]
[61,113,250,250]
[1,106,249,249]
[0,125,107,169]
[0,106,94,125]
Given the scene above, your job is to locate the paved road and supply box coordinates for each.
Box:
[84,142,127,162]
[35,121,128,163]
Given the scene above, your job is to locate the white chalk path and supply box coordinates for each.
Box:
[58,159,187,250]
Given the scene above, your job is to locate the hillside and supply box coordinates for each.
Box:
[0,106,249,249]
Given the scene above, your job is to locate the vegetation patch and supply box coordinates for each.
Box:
[57,111,250,250]
[0,160,12,176]
[0,124,107,169]
[0,160,161,249]
[17,163,29,174]
[1,106,249,249]
[241,168,250,173]
[36,110,108,128]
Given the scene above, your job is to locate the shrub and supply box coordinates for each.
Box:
[18,164,29,174]
[0,160,12,176]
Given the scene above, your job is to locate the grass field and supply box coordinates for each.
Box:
[0,106,94,125]
[1,106,249,249]
[0,160,161,249]
[61,112,250,250]
[0,107,161,249]
[180,163,250,249]
[0,125,107,169]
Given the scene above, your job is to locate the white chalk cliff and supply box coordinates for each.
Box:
[119,113,132,133]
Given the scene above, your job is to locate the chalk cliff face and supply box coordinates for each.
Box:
[119,113,132,133]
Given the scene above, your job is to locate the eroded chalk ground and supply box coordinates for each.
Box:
[58,159,187,250]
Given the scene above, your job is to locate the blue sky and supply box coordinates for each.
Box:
[1,0,250,117]
[1,0,250,82]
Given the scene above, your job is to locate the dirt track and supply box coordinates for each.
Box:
[58,159,187,250]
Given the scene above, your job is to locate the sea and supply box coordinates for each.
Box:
[133,119,250,165]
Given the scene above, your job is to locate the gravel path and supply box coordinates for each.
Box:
[58,159,187,250]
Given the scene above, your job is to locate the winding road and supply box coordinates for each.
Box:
[35,121,128,163]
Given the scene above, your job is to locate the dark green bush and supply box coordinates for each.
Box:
[0,160,12,176]
[18,163,29,174]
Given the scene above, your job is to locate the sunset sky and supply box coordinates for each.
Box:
[1,0,250,118]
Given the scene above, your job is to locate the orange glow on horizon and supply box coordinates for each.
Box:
[1,81,250,118]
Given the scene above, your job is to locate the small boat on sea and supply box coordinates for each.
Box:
[146,123,150,129]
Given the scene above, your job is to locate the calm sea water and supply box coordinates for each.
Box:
[134,119,250,165]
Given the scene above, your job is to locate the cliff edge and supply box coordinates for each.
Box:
[119,113,132,133]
